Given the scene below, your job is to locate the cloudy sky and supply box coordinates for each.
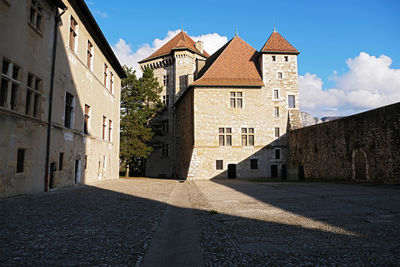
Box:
[86,0,400,118]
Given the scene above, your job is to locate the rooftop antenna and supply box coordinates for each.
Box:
[273,17,276,32]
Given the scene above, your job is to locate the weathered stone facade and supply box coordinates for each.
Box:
[0,0,125,197]
[289,102,400,183]
[141,31,301,179]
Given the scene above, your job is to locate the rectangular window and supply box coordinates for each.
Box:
[2,59,10,75]
[29,0,42,31]
[0,78,8,107]
[87,40,93,70]
[288,95,296,108]
[219,127,231,146]
[33,93,39,117]
[216,160,223,170]
[250,159,258,169]
[275,149,281,159]
[25,73,41,117]
[59,152,64,170]
[16,148,25,173]
[104,64,108,87]
[163,75,169,86]
[10,83,18,110]
[278,72,283,79]
[84,104,90,134]
[272,56,276,62]
[284,56,288,62]
[69,16,77,51]
[230,92,242,108]
[242,128,255,146]
[162,143,169,157]
[274,89,279,99]
[110,72,114,93]
[166,94,170,107]
[64,92,74,128]
[102,116,106,140]
[274,107,279,117]
[108,119,112,142]
[25,90,32,114]
[162,120,169,134]
[275,127,280,138]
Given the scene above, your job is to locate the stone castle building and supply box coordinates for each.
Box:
[0,0,125,197]
[139,30,301,179]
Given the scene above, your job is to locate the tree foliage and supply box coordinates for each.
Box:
[120,66,163,173]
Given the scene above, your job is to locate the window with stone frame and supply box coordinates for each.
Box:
[274,107,280,117]
[278,72,283,79]
[84,104,90,134]
[16,148,26,173]
[216,160,223,170]
[1,59,21,111]
[102,116,106,140]
[87,40,93,70]
[29,0,42,32]
[273,89,279,100]
[108,119,112,142]
[275,148,281,159]
[275,127,280,138]
[241,128,254,146]
[109,72,114,93]
[250,159,258,169]
[69,16,78,51]
[219,127,232,146]
[288,95,296,108]
[104,64,108,87]
[162,143,169,157]
[272,56,276,62]
[25,73,42,117]
[64,92,74,128]
[284,56,289,62]
[163,75,169,86]
[230,92,242,108]
[162,94,170,107]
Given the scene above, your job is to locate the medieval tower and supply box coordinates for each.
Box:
[139,29,301,179]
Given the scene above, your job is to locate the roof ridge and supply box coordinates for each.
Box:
[195,36,236,81]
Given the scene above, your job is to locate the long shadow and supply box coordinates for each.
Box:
[1,181,399,265]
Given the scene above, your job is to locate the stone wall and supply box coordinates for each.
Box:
[289,102,400,183]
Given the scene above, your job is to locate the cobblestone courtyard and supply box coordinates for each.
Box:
[1,178,400,266]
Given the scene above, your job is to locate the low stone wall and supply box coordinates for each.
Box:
[289,102,400,183]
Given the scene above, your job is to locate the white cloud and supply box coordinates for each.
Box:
[299,52,400,117]
[112,30,228,76]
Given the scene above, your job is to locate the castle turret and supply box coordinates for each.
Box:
[259,28,302,130]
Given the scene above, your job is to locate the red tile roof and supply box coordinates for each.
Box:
[140,31,209,62]
[260,31,299,54]
[192,36,264,87]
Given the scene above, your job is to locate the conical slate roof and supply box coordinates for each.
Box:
[260,31,299,54]
[192,36,264,87]
[139,31,209,63]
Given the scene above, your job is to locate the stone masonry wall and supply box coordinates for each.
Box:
[289,102,400,183]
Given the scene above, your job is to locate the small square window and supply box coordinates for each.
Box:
[278,72,283,79]
[272,56,276,62]
[216,160,223,170]
[250,159,258,169]
[219,128,224,133]
[284,56,288,62]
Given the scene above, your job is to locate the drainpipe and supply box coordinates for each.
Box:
[44,6,67,192]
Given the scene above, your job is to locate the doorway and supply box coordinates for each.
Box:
[74,159,80,184]
[227,164,236,179]
[49,162,56,189]
[271,165,278,178]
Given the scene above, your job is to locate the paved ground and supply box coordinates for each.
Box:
[1,178,400,266]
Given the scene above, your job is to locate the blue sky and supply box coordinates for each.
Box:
[86,0,400,117]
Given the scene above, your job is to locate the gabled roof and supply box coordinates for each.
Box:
[139,31,210,63]
[192,36,264,87]
[260,31,299,55]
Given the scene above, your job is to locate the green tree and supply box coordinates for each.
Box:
[120,66,163,177]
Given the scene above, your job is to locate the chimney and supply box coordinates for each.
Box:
[195,41,203,53]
